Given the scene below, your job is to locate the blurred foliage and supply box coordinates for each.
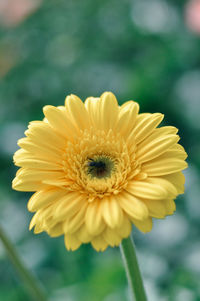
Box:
[0,0,200,300]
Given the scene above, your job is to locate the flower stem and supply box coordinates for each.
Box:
[120,236,147,301]
[0,225,47,301]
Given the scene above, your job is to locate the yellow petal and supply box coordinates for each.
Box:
[84,97,100,127]
[160,144,188,160]
[116,215,132,238]
[132,217,153,233]
[126,180,167,200]
[34,223,44,234]
[120,100,139,110]
[64,233,81,251]
[117,191,148,220]
[142,158,188,176]
[29,211,41,230]
[63,202,87,234]
[91,235,108,251]
[29,216,44,233]
[65,94,90,129]
[14,148,31,162]
[43,105,79,140]
[42,178,71,188]
[98,92,119,131]
[85,201,105,235]
[14,158,62,170]
[130,113,164,145]
[14,168,65,183]
[142,199,175,218]
[137,135,180,163]
[54,192,85,220]
[12,177,46,192]
[137,126,178,145]
[101,196,123,228]
[103,227,122,247]
[27,188,66,212]
[146,177,178,198]
[165,199,176,214]
[152,126,178,135]
[76,224,93,243]
[47,223,64,237]
[25,122,67,150]
[162,172,185,194]
[35,204,56,222]
[115,101,139,137]
[17,138,62,161]
[43,216,57,230]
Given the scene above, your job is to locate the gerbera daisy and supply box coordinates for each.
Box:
[12,92,188,251]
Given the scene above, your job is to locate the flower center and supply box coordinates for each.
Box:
[62,129,142,198]
[87,156,114,179]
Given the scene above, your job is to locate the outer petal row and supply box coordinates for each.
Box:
[84,92,119,131]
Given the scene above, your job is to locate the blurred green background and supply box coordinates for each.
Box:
[0,0,200,300]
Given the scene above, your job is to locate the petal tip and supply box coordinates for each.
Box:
[100,91,118,103]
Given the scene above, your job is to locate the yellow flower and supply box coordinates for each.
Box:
[12,92,188,251]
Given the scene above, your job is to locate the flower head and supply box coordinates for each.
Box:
[12,92,188,251]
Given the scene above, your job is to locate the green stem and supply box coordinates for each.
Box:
[0,224,47,301]
[120,236,147,301]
